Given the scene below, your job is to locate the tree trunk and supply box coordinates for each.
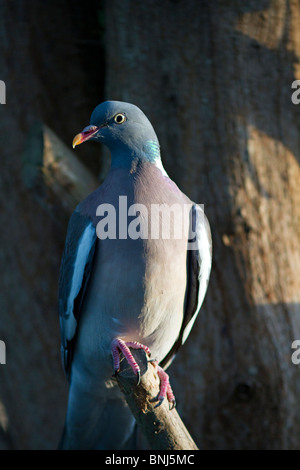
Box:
[105,0,300,449]
[0,0,103,449]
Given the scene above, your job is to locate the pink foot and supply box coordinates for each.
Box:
[150,361,176,410]
[111,338,151,384]
[111,338,176,410]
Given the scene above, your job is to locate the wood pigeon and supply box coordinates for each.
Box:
[58,101,212,450]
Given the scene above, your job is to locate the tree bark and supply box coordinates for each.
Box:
[105,0,300,449]
[0,0,104,449]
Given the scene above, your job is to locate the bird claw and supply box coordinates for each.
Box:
[153,397,164,409]
[111,338,176,410]
[169,399,176,410]
[111,338,150,382]
[136,370,140,386]
[148,362,176,410]
[148,358,158,364]
[150,394,176,410]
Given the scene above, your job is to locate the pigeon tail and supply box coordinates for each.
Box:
[59,394,136,450]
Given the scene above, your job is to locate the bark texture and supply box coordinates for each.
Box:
[0,0,104,449]
[105,0,300,449]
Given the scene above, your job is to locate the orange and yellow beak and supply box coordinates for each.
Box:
[72,125,99,148]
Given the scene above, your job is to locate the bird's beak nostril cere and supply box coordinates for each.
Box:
[72,125,99,148]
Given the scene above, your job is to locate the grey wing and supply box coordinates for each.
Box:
[58,209,97,376]
[160,204,212,369]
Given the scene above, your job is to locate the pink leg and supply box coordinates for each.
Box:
[111,338,151,383]
[111,338,176,409]
[152,361,176,410]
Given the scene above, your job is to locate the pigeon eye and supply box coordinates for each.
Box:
[114,113,126,124]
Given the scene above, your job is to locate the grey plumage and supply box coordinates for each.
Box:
[58,101,212,449]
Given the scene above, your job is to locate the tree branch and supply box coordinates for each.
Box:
[116,349,199,450]
[21,122,99,218]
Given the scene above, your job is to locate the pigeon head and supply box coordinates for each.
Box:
[72,101,161,169]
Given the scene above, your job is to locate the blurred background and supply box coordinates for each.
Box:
[0,0,300,450]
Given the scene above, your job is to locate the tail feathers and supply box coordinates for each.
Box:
[59,397,136,450]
